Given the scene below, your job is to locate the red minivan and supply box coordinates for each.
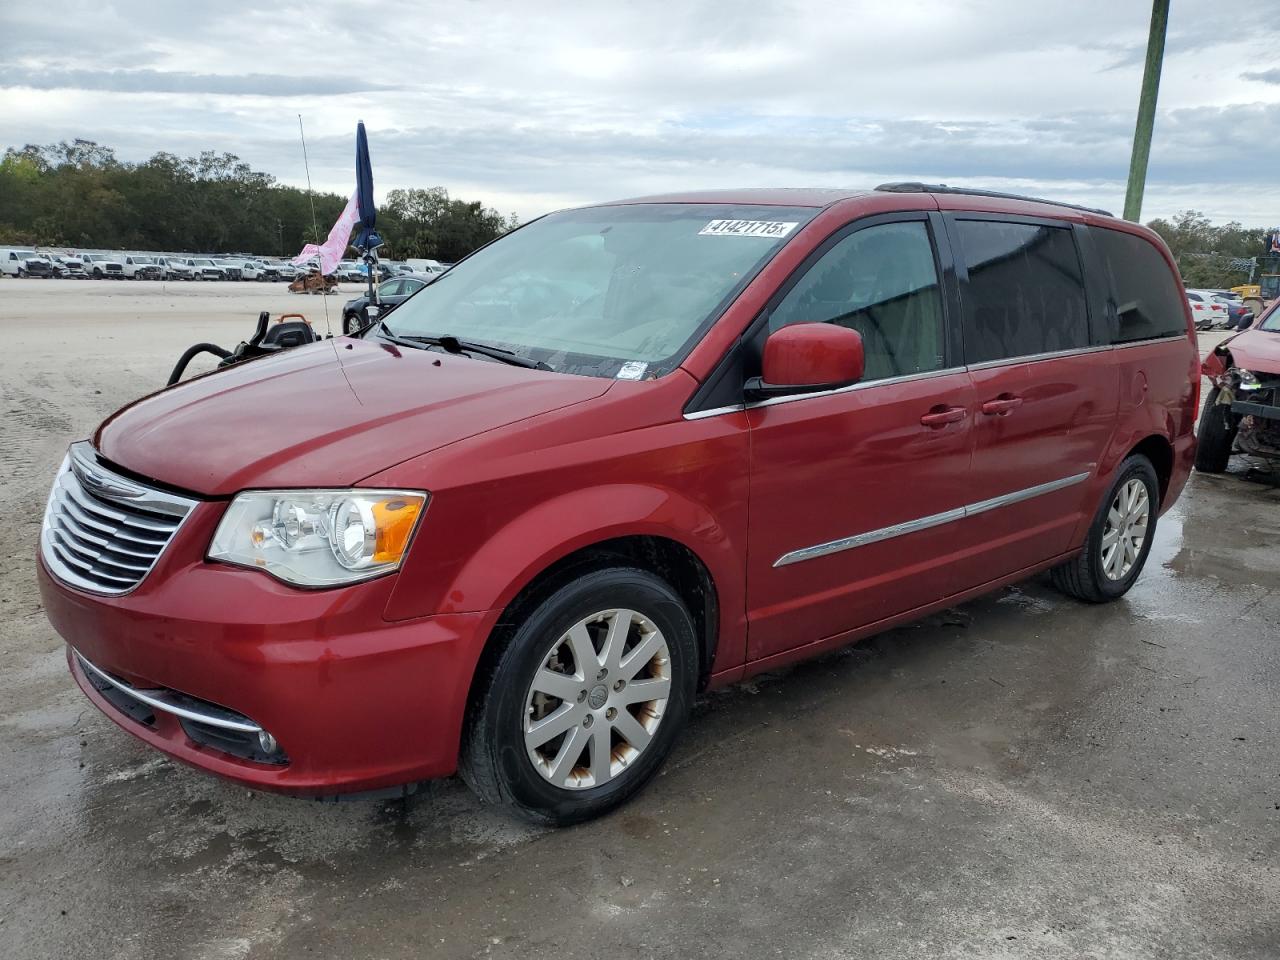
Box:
[38,184,1198,824]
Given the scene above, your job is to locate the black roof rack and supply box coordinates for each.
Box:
[874,182,1113,218]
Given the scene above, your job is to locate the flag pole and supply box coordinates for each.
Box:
[354,120,381,313]
[298,114,331,336]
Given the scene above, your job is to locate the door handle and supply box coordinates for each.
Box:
[981,395,1024,416]
[920,405,967,428]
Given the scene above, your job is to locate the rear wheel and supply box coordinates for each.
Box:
[1194,387,1237,473]
[1051,455,1159,603]
[461,567,697,825]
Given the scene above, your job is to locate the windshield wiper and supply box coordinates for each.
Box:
[392,329,550,369]
[374,322,434,352]
[374,321,549,369]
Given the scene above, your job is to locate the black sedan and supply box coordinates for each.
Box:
[341,273,435,334]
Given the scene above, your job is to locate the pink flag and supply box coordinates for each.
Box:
[292,192,359,275]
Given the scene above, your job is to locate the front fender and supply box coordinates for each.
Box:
[386,482,744,642]
[1202,337,1238,382]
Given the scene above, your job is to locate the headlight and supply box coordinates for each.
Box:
[208,489,427,587]
[1236,368,1262,391]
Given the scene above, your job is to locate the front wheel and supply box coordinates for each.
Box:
[1051,455,1159,603]
[461,567,698,825]
[1194,387,1237,473]
[342,308,368,336]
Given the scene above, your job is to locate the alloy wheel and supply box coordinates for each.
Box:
[523,608,672,790]
[1101,477,1149,580]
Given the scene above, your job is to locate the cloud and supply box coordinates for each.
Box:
[0,67,392,97]
[1,0,1279,225]
[1242,68,1280,85]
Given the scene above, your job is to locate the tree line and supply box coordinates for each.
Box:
[0,139,516,263]
[3,140,1276,284]
[1145,211,1278,289]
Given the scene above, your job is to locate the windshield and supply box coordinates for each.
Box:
[1258,301,1280,333]
[378,203,816,377]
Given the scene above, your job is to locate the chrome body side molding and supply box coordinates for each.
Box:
[774,472,1091,567]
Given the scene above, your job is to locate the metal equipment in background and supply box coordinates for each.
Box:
[167,312,318,386]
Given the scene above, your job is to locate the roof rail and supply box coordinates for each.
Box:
[874,182,1114,218]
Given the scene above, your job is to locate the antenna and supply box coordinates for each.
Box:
[297,114,331,336]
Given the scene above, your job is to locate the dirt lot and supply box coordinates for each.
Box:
[1,279,1278,959]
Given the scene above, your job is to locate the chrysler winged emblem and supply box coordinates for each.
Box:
[78,468,143,500]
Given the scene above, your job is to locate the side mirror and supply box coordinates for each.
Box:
[745,323,864,400]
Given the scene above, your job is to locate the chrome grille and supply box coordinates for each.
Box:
[41,442,196,595]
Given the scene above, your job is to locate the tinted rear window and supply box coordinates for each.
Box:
[1092,228,1187,343]
[955,220,1090,364]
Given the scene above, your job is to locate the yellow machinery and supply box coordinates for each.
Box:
[1230,278,1276,318]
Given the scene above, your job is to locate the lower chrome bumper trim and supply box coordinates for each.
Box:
[73,648,262,734]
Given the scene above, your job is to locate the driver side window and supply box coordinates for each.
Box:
[769,221,945,382]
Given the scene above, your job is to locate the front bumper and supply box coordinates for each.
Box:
[40,554,493,797]
[1231,398,1280,421]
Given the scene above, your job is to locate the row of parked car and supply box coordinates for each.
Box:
[0,248,447,283]
[0,248,300,281]
[1186,288,1258,331]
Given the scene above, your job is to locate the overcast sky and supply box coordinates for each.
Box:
[3,1,1279,226]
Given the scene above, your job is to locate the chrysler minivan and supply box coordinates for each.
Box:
[38,184,1198,824]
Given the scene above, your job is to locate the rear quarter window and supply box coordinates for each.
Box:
[1091,228,1187,343]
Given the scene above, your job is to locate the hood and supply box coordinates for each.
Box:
[95,338,612,496]
[1224,327,1280,373]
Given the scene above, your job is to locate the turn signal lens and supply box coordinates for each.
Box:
[372,498,423,563]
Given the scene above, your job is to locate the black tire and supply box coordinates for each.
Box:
[16,268,26,278]
[1051,454,1159,603]
[460,567,698,826]
[342,308,368,336]
[1194,387,1237,473]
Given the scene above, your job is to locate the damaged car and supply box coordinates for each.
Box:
[1197,300,1280,471]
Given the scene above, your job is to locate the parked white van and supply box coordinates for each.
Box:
[0,248,51,277]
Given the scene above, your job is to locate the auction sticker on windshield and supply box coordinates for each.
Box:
[699,220,799,238]
[616,361,648,380]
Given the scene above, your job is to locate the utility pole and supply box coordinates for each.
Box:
[1123,0,1170,222]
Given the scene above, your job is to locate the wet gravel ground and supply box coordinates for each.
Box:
[1,281,1277,959]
